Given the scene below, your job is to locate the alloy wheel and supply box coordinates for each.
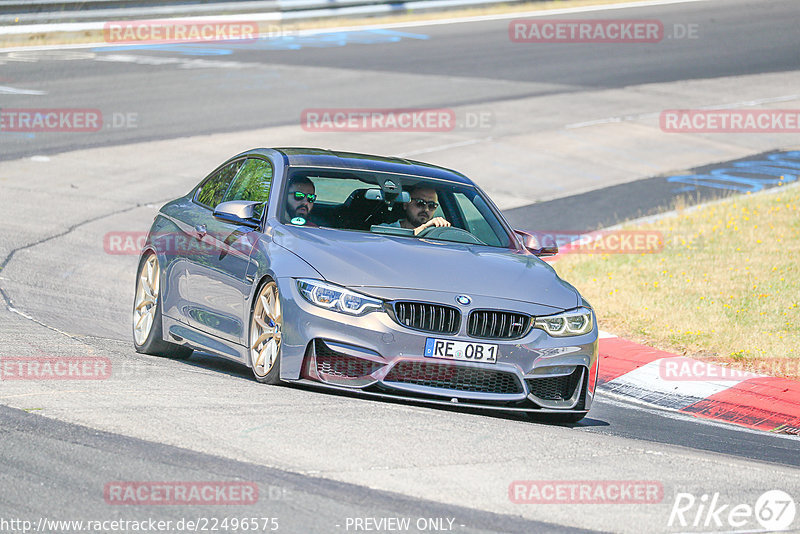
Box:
[133,254,160,346]
[251,281,282,378]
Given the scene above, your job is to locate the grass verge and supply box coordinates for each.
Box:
[553,182,800,379]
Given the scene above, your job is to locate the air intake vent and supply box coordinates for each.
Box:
[468,310,530,339]
[315,340,383,379]
[526,368,583,401]
[384,360,523,394]
[392,302,460,334]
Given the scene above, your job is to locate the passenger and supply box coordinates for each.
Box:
[286,176,318,226]
[389,185,451,235]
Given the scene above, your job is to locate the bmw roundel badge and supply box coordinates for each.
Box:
[456,295,471,306]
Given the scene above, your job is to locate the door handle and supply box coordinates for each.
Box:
[194,224,207,239]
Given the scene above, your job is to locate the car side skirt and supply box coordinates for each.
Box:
[162,314,248,362]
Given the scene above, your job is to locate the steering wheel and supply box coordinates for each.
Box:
[416,225,487,245]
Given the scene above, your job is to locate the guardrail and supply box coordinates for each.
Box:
[0,0,485,24]
[0,1,274,17]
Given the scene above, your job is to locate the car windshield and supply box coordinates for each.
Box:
[281,168,512,248]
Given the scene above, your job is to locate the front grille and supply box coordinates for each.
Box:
[392,301,460,334]
[384,360,523,394]
[526,368,583,401]
[315,340,383,378]
[468,310,530,339]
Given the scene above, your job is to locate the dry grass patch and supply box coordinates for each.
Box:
[554,183,800,379]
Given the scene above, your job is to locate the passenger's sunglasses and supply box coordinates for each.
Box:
[410,198,438,210]
[289,191,316,203]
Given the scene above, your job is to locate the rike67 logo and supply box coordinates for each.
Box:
[668,490,796,531]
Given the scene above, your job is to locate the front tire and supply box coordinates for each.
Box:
[132,252,192,359]
[249,279,283,385]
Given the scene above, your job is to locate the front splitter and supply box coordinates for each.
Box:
[288,378,590,415]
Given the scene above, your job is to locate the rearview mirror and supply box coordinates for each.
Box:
[514,229,558,257]
[213,201,263,229]
[365,188,410,203]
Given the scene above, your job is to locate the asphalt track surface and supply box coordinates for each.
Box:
[1,0,800,532]
[0,0,799,160]
[1,405,586,534]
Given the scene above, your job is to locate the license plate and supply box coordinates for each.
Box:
[424,338,498,364]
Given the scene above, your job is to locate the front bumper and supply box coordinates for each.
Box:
[302,339,592,412]
[277,277,599,413]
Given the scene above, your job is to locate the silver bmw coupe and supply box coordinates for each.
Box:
[133,148,598,422]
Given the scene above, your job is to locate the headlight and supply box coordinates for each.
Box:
[296,279,383,316]
[533,307,593,337]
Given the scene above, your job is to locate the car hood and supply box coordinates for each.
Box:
[273,226,580,310]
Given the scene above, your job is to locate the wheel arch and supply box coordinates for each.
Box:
[245,240,322,379]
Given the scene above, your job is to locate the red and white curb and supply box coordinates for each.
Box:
[596,332,800,436]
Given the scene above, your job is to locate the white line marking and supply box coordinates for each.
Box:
[676,528,781,534]
[395,137,491,157]
[6,304,34,320]
[92,54,248,69]
[566,116,628,129]
[0,84,46,95]
[598,330,617,339]
[565,93,800,129]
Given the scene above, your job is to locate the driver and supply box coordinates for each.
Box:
[389,185,451,235]
[285,176,318,226]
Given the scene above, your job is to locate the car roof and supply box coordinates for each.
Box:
[271,147,473,185]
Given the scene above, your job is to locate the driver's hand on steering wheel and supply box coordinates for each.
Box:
[414,216,451,235]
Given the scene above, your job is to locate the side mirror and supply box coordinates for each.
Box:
[213,201,263,229]
[514,229,558,257]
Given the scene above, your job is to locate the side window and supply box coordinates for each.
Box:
[222,158,273,205]
[196,160,243,209]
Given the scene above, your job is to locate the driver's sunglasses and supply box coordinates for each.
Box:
[290,191,316,203]
[410,198,438,210]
